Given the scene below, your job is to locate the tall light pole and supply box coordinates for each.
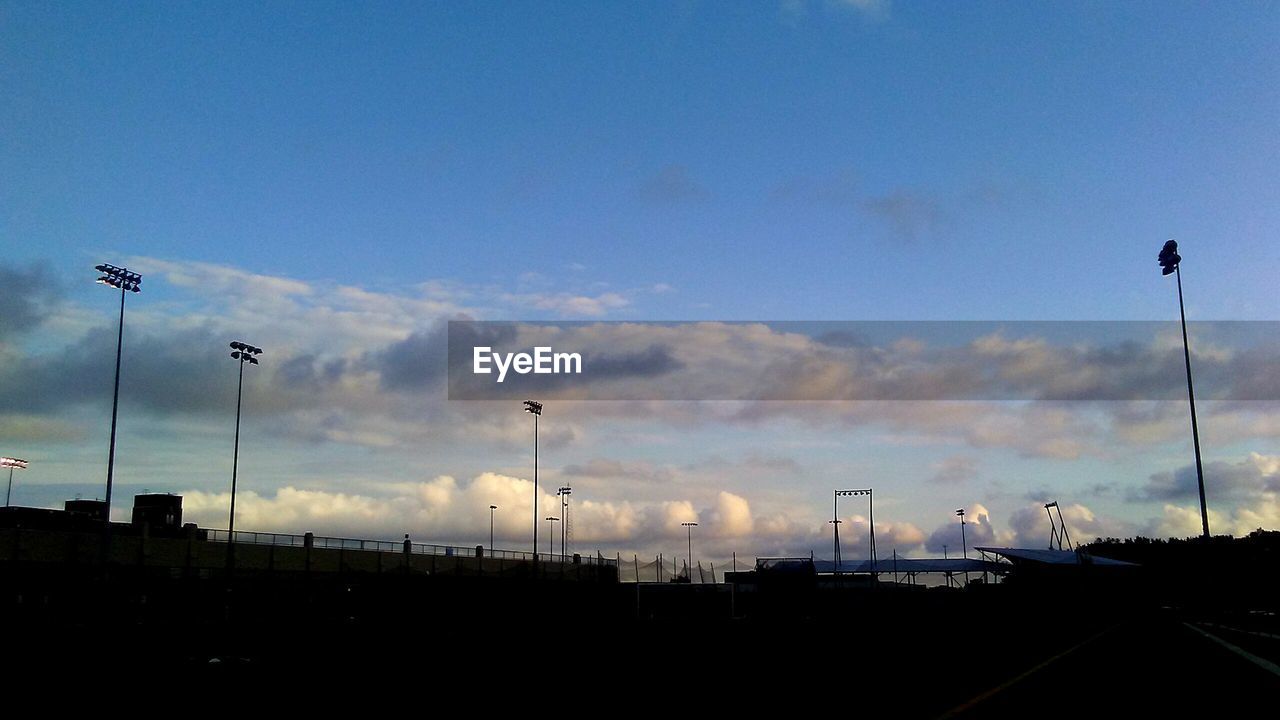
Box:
[557,486,572,562]
[94,263,141,518]
[829,519,842,576]
[545,516,559,556]
[524,400,542,559]
[490,504,497,555]
[682,521,698,580]
[227,341,262,568]
[2,457,28,507]
[956,508,968,587]
[836,489,875,578]
[1159,240,1210,539]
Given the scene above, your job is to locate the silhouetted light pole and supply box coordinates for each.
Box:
[524,400,542,559]
[95,263,142,518]
[956,508,968,587]
[557,486,572,562]
[836,489,875,578]
[1044,501,1073,551]
[227,341,262,568]
[682,521,698,579]
[2,457,28,507]
[545,516,559,556]
[1159,239,1210,539]
[490,504,497,555]
[829,519,843,576]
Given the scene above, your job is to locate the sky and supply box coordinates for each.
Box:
[2,1,1279,571]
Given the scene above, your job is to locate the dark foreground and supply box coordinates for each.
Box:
[4,567,1276,717]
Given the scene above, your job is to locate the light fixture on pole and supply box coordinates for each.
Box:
[489,504,498,556]
[1159,239,1210,539]
[94,263,142,518]
[829,519,843,577]
[227,341,263,569]
[557,486,572,562]
[523,400,542,559]
[545,516,559,556]
[835,489,875,579]
[681,521,698,580]
[1044,501,1073,551]
[2,457,28,507]
[956,508,968,587]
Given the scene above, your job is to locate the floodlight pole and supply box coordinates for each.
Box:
[226,342,262,570]
[3,458,28,507]
[490,505,497,556]
[1176,265,1210,539]
[105,282,126,516]
[524,401,543,559]
[546,516,559,555]
[534,411,539,557]
[558,487,572,562]
[230,354,245,549]
[682,522,697,580]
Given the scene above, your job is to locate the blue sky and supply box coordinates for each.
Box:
[2,2,1278,567]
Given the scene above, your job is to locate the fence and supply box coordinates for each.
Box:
[204,528,617,567]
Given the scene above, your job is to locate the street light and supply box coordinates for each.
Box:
[227,341,262,568]
[835,489,875,578]
[545,516,559,556]
[2,457,28,507]
[956,508,968,587]
[524,400,542,559]
[489,504,498,556]
[94,263,142,518]
[829,519,843,577]
[1159,239,1210,539]
[682,521,698,580]
[557,486,572,562]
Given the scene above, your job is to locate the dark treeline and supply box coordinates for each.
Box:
[1081,529,1280,613]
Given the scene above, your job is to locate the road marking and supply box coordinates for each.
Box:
[1199,622,1280,641]
[1183,622,1280,678]
[934,623,1121,720]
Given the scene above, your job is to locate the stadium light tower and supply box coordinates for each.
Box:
[1158,239,1210,539]
[829,519,843,576]
[2,457,28,507]
[835,489,875,578]
[94,263,142,518]
[557,486,572,562]
[545,516,559,556]
[227,341,263,567]
[489,504,498,556]
[682,521,698,580]
[523,400,542,559]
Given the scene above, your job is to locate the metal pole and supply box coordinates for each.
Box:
[5,466,12,507]
[869,489,876,581]
[105,285,125,516]
[532,413,538,559]
[960,514,968,587]
[687,525,693,578]
[490,506,495,555]
[1177,265,1210,539]
[228,356,245,569]
[832,491,838,574]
